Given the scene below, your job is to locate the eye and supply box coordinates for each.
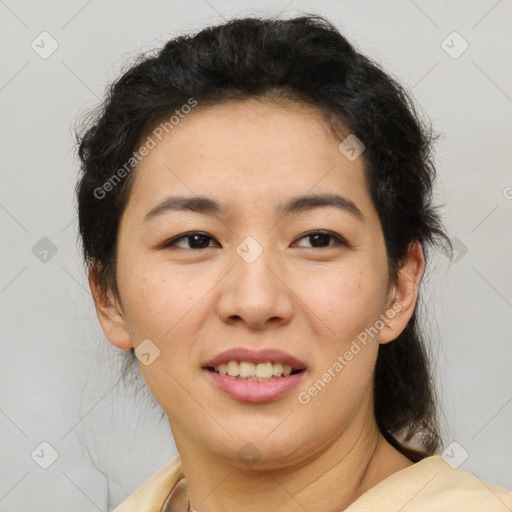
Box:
[294,230,348,249]
[161,230,348,251]
[162,232,218,250]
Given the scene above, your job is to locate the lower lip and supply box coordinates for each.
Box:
[204,369,307,403]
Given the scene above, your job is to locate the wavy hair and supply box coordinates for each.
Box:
[75,14,450,460]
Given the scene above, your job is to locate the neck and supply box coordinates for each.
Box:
[173,407,413,512]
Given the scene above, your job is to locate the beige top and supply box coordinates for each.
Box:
[113,454,512,511]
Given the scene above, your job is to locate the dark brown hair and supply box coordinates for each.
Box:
[75,14,450,459]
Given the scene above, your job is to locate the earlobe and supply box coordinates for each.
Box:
[88,267,133,350]
[379,240,425,344]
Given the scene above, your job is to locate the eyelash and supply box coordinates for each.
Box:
[162,230,349,250]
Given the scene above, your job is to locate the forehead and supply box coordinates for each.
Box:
[124,98,376,221]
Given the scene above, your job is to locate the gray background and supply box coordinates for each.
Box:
[1,0,511,510]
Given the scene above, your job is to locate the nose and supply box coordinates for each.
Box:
[216,247,294,330]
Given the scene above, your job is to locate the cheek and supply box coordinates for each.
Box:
[117,262,203,407]
[295,264,384,425]
[117,259,199,344]
[296,258,388,343]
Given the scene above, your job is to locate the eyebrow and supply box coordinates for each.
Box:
[143,193,364,222]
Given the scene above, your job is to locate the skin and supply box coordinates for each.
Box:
[90,98,424,511]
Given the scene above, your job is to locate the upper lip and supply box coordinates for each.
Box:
[203,347,307,370]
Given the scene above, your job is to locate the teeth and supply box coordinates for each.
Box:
[272,363,283,376]
[212,360,301,380]
[240,361,256,378]
[256,362,273,378]
[227,361,239,377]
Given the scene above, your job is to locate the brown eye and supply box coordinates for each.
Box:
[163,232,218,250]
[294,230,348,249]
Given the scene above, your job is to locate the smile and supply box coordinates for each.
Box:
[208,360,303,381]
[202,347,307,402]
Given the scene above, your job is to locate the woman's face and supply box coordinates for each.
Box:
[101,98,405,469]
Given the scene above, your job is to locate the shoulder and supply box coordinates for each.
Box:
[112,455,183,512]
[345,455,512,511]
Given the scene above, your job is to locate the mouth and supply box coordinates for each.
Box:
[206,361,305,381]
[202,348,307,403]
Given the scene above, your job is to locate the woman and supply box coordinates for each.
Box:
[75,14,512,512]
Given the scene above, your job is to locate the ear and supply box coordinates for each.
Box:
[379,240,425,344]
[88,267,133,350]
